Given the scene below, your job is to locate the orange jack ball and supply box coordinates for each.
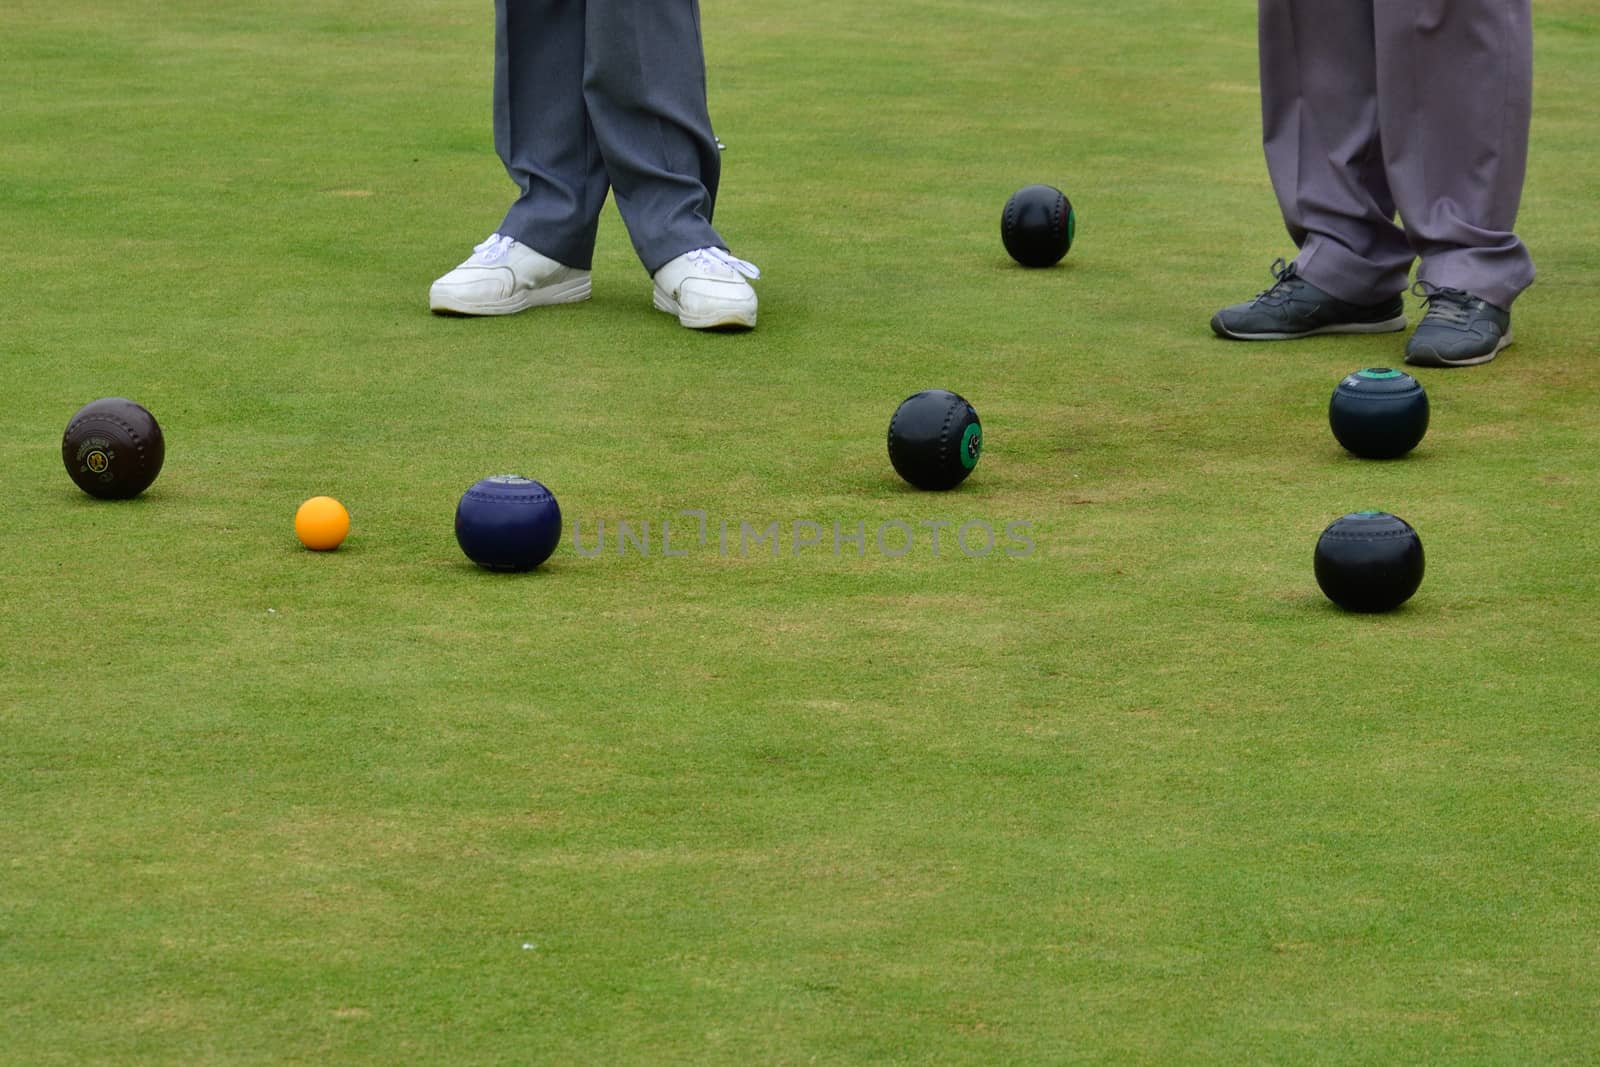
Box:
[295,496,350,551]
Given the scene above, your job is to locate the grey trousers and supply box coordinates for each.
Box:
[493,0,724,274]
[1259,0,1535,309]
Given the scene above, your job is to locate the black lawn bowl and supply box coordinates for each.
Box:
[1002,184,1074,268]
[1329,368,1429,460]
[888,389,982,491]
[1314,510,1425,613]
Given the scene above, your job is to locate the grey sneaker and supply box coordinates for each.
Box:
[1211,259,1406,340]
[1403,285,1512,367]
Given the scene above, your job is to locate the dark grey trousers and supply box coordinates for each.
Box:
[493,0,724,274]
[1259,0,1535,309]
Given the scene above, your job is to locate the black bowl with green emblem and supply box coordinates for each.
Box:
[888,389,982,491]
[1328,367,1429,460]
[1002,184,1074,268]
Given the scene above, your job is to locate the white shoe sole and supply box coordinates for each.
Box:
[653,288,756,330]
[430,275,592,317]
[1405,330,1513,368]
[1212,314,1408,341]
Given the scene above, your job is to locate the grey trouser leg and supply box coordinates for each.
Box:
[494,0,725,274]
[494,0,603,269]
[1259,0,1535,309]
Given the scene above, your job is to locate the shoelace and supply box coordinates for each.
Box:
[471,233,516,265]
[686,246,761,280]
[1411,281,1473,326]
[1250,257,1299,306]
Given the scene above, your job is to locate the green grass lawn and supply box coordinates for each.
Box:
[3,1,1598,1062]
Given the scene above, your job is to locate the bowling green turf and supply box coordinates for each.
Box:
[2,1,1597,1063]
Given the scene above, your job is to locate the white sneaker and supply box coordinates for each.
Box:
[652,247,760,330]
[429,234,591,316]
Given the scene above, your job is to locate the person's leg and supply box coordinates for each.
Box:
[581,0,724,274]
[1257,0,1414,305]
[430,0,600,315]
[1376,0,1535,311]
[495,0,609,269]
